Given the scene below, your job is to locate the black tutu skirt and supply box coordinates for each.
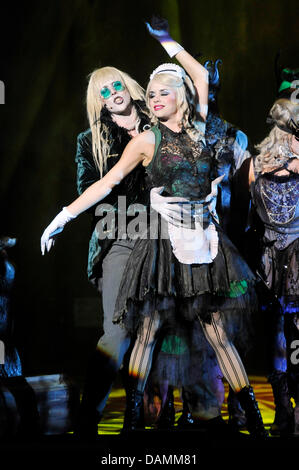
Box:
[147,320,224,388]
[113,220,257,357]
[260,237,299,315]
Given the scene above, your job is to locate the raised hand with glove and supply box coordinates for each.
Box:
[145,16,184,58]
[145,15,209,121]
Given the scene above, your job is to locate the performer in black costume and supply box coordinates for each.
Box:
[41,19,268,438]
[73,66,149,437]
[148,57,253,430]
[180,57,252,430]
[248,97,299,436]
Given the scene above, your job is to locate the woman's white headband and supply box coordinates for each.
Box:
[150,63,186,81]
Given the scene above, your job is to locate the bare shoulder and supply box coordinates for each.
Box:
[131,129,156,145]
[128,130,155,166]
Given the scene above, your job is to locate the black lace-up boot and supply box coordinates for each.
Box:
[268,371,294,436]
[227,386,247,430]
[177,399,195,428]
[122,387,144,431]
[293,380,299,436]
[74,350,118,441]
[236,386,269,438]
[157,387,176,429]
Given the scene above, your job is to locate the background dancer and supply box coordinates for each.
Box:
[248,98,299,436]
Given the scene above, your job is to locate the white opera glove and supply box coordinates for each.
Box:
[41,207,77,255]
[150,187,190,226]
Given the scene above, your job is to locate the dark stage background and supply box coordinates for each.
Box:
[0,0,298,380]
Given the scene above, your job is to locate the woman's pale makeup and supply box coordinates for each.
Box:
[148,82,178,120]
[100,80,132,115]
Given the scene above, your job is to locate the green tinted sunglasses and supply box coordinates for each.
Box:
[100,81,125,99]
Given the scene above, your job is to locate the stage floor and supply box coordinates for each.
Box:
[1,375,298,466]
[99,375,278,436]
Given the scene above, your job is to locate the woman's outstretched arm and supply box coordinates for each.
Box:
[146,16,209,121]
[174,49,209,121]
[67,134,150,216]
[41,131,154,254]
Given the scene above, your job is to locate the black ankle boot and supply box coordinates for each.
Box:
[294,405,299,436]
[74,350,117,440]
[177,398,195,428]
[122,388,144,431]
[237,386,268,438]
[268,371,294,436]
[75,408,102,441]
[157,388,175,429]
[227,386,247,430]
[176,388,195,429]
[293,381,299,436]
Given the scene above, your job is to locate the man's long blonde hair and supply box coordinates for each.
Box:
[86,66,145,177]
[255,98,299,173]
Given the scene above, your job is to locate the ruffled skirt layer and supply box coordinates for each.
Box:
[260,237,299,314]
[113,222,257,385]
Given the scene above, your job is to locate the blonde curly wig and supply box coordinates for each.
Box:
[255,98,299,173]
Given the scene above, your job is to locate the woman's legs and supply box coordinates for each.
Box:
[199,312,249,392]
[268,311,294,435]
[128,310,161,392]
[284,313,299,435]
[123,310,161,430]
[199,312,268,437]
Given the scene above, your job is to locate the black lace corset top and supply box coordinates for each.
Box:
[146,123,216,200]
[251,164,299,248]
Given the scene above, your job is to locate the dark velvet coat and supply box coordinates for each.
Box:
[75,100,150,285]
